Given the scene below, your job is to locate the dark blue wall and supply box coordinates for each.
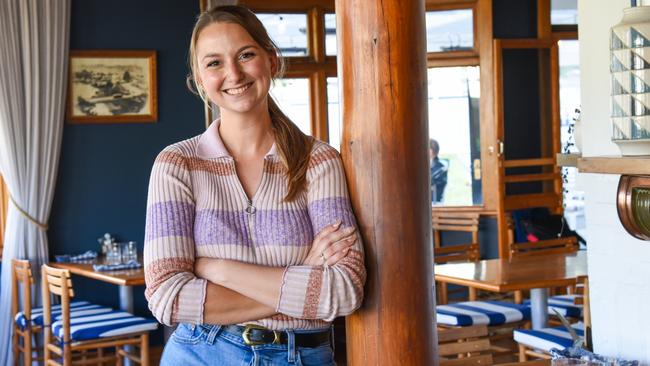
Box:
[48,0,204,343]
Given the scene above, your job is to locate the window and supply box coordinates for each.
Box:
[239,1,337,145]
[551,0,578,25]
[271,78,311,134]
[557,39,585,236]
[326,77,341,151]
[425,9,474,53]
[425,3,485,207]
[427,67,482,206]
[258,13,309,56]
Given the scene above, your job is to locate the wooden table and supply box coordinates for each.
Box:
[434,251,588,329]
[49,260,145,313]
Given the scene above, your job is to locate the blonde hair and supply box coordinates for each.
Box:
[187,5,313,202]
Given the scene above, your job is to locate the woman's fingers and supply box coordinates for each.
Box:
[326,248,351,266]
[321,235,357,265]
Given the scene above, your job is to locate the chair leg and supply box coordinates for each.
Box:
[116,346,123,366]
[468,287,477,301]
[141,333,150,366]
[24,329,32,366]
[63,345,72,366]
[12,327,19,366]
[514,290,523,304]
[97,347,104,366]
[518,344,528,362]
[438,282,448,305]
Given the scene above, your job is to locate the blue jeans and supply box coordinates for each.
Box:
[160,323,336,366]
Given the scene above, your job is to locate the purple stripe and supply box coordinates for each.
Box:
[194,210,252,247]
[308,197,356,233]
[253,208,313,246]
[145,201,195,241]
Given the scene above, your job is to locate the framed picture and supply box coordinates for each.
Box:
[67,50,157,123]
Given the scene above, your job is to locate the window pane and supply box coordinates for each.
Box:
[551,0,578,25]
[257,13,308,56]
[271,78,311,135]
[425,9,473,53]
[428,66,482,206]
[327,77,341,151]
[325,13,337,56]
[558,40,585,236]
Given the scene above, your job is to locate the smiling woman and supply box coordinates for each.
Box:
[144,5,365,366]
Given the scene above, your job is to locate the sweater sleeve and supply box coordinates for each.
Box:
[276,144,366,322]
[143,147,207,326]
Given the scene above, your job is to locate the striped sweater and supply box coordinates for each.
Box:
[144,121,366,330]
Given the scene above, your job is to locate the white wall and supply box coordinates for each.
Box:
[578,0,650,362]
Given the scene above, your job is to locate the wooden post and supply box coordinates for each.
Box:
[335,0,437,364]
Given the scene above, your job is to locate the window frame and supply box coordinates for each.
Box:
[425,0,497,213]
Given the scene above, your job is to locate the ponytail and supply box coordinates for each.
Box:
[268,96,313,202]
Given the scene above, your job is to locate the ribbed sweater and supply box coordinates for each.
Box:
[144,121,366,330]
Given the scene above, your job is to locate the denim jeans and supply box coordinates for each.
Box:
[160,323,336,366]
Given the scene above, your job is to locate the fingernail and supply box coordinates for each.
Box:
[332,220,342,228]
[345,227,355,233]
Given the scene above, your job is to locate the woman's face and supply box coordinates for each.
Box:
[195,22,276,117]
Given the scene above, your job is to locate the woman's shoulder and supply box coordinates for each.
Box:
[309,139,340,159]
[157,135,202,158]
[308,139,342,171]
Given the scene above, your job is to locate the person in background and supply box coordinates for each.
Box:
[144,5,366,365]
[429,138,448,204]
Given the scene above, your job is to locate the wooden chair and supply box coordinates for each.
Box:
[41,264,157,366]
[438,325,493,365]
[432,211,481,304]
[506,215,578,259]
[506,215,579,303]
[514,276,590,361]
[12,259,40,366]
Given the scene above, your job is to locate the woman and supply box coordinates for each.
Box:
[143,5,366,365]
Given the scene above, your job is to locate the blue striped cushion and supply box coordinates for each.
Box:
[523,295,583,318]
[514,322,584,352]
[52,311,158,341]
[14,301,113,329]
[436,301,531,326]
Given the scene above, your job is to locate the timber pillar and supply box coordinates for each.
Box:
[335,0,437,364]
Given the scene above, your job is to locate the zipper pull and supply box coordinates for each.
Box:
[245,200,256,215]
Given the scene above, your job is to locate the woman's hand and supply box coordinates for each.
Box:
[303,220,358,267]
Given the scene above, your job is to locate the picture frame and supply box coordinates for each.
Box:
[67,50,157,123]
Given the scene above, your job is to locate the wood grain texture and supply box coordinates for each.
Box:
[335,0,436,364]
[434,251,587,292]
[49,260,145,286]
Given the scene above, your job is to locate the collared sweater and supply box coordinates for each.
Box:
[144,121,366,330]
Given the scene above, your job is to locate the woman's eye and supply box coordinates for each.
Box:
[206,60,220,68]
[240,52,255,61]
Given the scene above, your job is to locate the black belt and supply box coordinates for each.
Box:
[222,324,331,348]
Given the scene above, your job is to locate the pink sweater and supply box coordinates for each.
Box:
[144,121,366,330]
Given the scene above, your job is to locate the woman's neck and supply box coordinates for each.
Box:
[218,109,274,160]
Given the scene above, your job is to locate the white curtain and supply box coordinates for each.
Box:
[0,1,70,364]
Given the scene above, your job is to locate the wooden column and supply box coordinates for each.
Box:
[335,0,436,364]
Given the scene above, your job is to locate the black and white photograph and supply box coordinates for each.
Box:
[67,50,157,123]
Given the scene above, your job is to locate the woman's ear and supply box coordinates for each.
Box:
[269,52,279,76]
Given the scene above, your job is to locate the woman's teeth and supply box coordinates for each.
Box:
[224,83,251,95]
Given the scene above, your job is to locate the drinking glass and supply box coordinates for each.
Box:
[123,241,138,263]
[106,243,122,265]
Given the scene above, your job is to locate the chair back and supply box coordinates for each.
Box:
[12,259,34,321]
[437,325,493,366]
[41,264,75,345]
[506,216,578,259]
[432,211,480,264]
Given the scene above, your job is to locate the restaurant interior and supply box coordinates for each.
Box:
[1,0,650,365]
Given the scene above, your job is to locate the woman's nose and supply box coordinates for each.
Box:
[224,61,244,82]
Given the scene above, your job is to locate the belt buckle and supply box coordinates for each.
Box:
[242,324,281,346]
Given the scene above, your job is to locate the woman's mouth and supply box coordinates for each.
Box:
[223,82,253,95]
